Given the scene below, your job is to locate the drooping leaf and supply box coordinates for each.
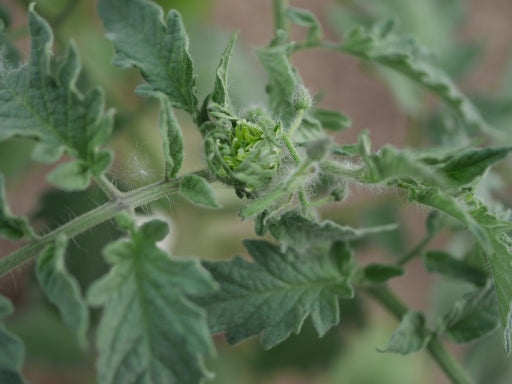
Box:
[256,42,302,127]
[87,219,217,384]
[422,250,487,286]
[179,174,220,208]
[380,311,431,355]
[410,187,512,354]
[36,235,89,347]
[0,6,113,191]
[267,210,397,251]
[211,32,238,111]
[0,174,35,241]
[158,95,184,180]
[408,187,491,254]
[339,19,488,133]
[196,240,354,349]
[440,283,499,343]
[98,0,198,114]
[363,264,405,283]
[0,295,28,384]
[285,8,323,43]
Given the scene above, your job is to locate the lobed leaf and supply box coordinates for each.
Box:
[380,311,431,355]
[0,7,113,191]
[179,174,220,209]
[0,295,28,384]
[196,240,354,349]
[267,210,397,251]
[158,95,184,180]
[98,0,198,115]
[0,174,35,241]
[36,235,89,347]
[440,283,499,343]
[87,219,217,384]
[339,19,488,133]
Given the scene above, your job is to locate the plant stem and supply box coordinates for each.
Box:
[365,285,475,384]
[0,170,210,277]
[95,175,122,200]
[396,233,435,266]
[272,0,289,38]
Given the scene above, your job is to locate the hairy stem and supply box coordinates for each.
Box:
[272,0,289,38]
[365,285,475,384]
[0,170,211,277]
[95,175,122,200]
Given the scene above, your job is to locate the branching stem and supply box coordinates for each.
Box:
[0,170,211,277]
[365,285,475,384]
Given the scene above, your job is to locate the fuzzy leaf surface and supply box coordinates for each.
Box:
[267,210,397,251]
[98,0,197,114]
[340,19,487,132]
[410,187,512,354]
[380,311,431,355]
[0,174,35,240]
[210,32,238,111]
[256,42,301,127]
[0,295,28,384]
[196,240,354,349]
[158,95,184,180]
[0,7,113,190]
[179,174,220,208]
[36,236,89,346]
[440,283,499,343]
[87,220,217,384]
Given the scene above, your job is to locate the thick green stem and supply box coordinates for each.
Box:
[365,285,475,384]
[0,171,210,277]
[272,0,289,38]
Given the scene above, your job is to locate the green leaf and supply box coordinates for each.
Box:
[256,42,302,127]
[87,219,217,384]
[211,32,238,111]
[363,264,405,283]
[158,95,184,180]
[0,174,35,241]
[195,240,354,349]
[98,0,198,114]
[267,210,397,251]
[339,19,488,133]
[0,6,113,191]
[422,250,487,286]
[179,174,220,208]
[438,146,512,186]
[285,8,323,43]
[409,187,491,254]
[409,188,512,353]
[36,235,89,347]
[380,311,431,355]
[0,295,28,384]
[440,283,499,343]
[312,108,351,131]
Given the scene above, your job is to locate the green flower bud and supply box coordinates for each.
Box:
[203,113,282,197]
